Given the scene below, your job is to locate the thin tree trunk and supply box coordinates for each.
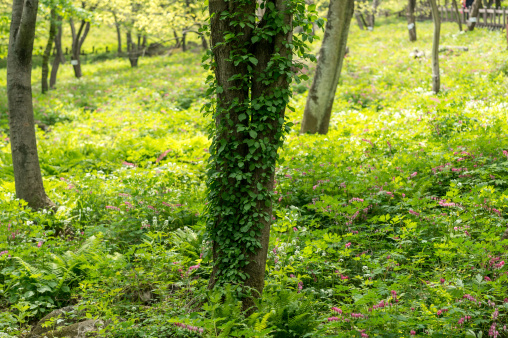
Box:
[355,12,365,30]
[407,0,417,41]
[301,0,355,134]
[7,0,55,210]
[182,31,187,51]
[42,8,57,94]
[50,19,64,89]
[201,34,208,49]
[69,17,91,78]
[467,0,482,30]
[207,0,293,310]
[173,30,180,47]
[430,0,441,93]
[113,12,122,55]
[451,0,463,31]
[126,31,138,67]
[367,0,380,28]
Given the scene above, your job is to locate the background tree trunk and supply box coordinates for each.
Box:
[467,0,482,31]
[69,17,91,78]
[126,31,138,67]
[451,0,463,31]
[300,0,355,134]
[7,0,55,210]
[355,11,368,30]
[113,12,122,55]
[429,0,441,93]
[367,0,380,29]
[41,8,57,94]
[407,0,417,41]
[50,19,64,89]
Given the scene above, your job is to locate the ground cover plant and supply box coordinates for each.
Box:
[0,15,508,338]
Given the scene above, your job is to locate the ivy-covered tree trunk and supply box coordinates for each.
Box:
[69,17,91,78]
[7,0,55,210]
[429,0,441,93]
[467,0,482,31]
[50,19,64,89]
[451,0,463,31]
[300,0,355,134]
[41,8,57,94]
[407,0,417,41]
[206,0,307,307]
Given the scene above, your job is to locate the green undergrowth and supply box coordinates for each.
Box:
[0,17,508,337]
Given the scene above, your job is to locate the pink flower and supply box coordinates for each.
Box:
[105,206,120,211]
[297,281,303,293]
[440,278,445,284]
[410,331,416,336]
[37,241,43,248]
[345,242,351,248]
[332,307,342,314]
[410,172,417,178]
[484,276,492,281]
[327,316,339,322]
[437,310,442,316]
[293,227,298,232]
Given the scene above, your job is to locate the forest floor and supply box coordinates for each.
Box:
[1,18,508,337]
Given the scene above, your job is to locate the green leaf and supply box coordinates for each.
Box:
[249,130,258,139]
[249,57,258,65]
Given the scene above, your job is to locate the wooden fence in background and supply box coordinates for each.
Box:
[439,6,508,30]
[398,6,508,30]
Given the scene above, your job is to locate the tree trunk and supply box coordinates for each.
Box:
[429,0,441,93]
[50,19,64,89]
[7,0,55,210]
[201,34,208,50]
[69,17,91,78]
[367,0,380,28]
[407,0,417,41]
[451,0,463,31]
[173,30,180,47]
[113,12,122,55]
[126,31,139,67]
[182,31,187,52]
[355,11,368,30]
[41,9,57,94]
[300,0,355,134]
[467,0,482,31]
[207,0,294,309]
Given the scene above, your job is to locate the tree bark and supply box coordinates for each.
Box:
[7,0,55,210]
[451,0,463,31]
[50,19,64,89]
[300,0,355,134]
[466,0,481,31]
[407,0,417,41]
[207,0,294,309]
[429,0,441,93]
[41,8,57,94]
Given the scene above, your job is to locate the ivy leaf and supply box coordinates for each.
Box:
[249,130,258,139]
